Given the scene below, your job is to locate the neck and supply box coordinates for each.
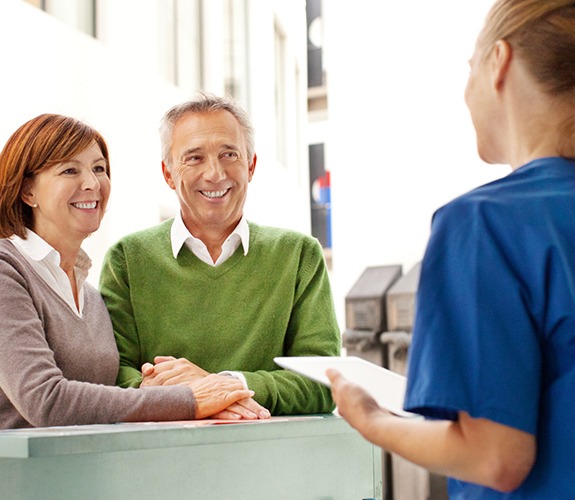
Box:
[32,228,81,272]
[506,112,574,169]
[500,61,575,169]
[60,252,80,310]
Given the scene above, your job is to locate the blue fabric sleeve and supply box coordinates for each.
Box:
[404,196,540,435]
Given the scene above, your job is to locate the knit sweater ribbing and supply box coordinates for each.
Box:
[0,240,196,429]
[99,220,341,415]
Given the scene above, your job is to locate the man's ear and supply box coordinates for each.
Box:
[248,153,257,182]
[162,161,176,190]
[491,39,512,91]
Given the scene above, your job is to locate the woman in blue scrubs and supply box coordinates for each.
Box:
[328,1,575,498]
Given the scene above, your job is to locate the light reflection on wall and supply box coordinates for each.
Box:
[322,0,509,326]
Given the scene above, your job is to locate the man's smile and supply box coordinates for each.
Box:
[200,189,229,199]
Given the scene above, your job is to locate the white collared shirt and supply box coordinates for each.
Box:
[9,229,91,317]
[170,211,250,266]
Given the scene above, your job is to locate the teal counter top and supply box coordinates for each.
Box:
[0,415,382,500]
[0,415,346,458]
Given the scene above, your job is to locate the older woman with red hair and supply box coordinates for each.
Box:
[0,113,256,429]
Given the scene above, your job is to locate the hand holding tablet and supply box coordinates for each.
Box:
[274,356,418,418]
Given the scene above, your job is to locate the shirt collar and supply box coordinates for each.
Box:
[10,228,92,279]
[170,211,250,259]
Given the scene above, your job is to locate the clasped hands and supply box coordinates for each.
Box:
[140,356,271,421]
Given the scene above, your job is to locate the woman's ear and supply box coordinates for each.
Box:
[491,39,513,91]
[20,177,36,207]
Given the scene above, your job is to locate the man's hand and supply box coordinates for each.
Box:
[141,356,271,420]
[141,356,209,386]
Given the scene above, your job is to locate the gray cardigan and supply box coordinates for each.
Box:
[0,240,196,429]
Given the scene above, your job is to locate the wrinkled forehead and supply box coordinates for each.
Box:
[172,110,246,155]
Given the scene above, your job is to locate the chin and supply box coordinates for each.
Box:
[477,146,497,165]
[78,225,100,240]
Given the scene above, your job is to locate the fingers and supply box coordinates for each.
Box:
[209,397,271,420]
[326,368,346,402]
[213,401,259,420]
[325,368,343,389]
[142,358,210,386]
[142,360,273,420]
[142,363,155,375]
[140,363,159,387]
[232,397,271,419]
[210,409,243,420]
[153,356,177,364]
[223,399,270,420]
[190,375,257,419]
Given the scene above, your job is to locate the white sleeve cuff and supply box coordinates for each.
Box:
[218,370,248,389]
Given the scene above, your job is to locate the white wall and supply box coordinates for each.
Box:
[323,0,510,326]
[244,0,311,233]
[2,0,513,332]
[0,0,189,281]
[1,0,310,285]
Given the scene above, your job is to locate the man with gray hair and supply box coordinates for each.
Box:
[100,92,340,418]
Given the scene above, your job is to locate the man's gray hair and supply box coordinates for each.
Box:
[159,91,255,168]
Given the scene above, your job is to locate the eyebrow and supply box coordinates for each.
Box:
[60,157,108,166]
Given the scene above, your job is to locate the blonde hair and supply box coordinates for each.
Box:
[477,0,575,96]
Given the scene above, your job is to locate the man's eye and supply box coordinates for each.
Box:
[222,152,239,160]
[183,155,201,165]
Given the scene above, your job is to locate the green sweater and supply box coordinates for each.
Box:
[99,220,341,415]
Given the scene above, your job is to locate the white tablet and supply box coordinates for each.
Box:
[274,355,418,418]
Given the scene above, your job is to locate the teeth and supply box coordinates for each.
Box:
[73,202,97,209]
[201,189,228,199]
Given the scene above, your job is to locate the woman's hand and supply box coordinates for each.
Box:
[140,356,271,420]
[187,373,258,419]
[327,368,390,431]
[327,368,536,492]
[210,397,271,420]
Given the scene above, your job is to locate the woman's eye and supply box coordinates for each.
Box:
[93,165,107,174]
[61,168,77,175]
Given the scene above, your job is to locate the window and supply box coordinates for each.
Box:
[274,21,287,166]
[23,0,43,7]
[25,0,97,37]
[223,0,248,104]
[155,0,202,88]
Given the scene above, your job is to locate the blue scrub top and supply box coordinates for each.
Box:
[404,157,575,498]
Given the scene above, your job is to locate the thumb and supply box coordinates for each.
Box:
[141,363,155,376]
[325,368,341,384]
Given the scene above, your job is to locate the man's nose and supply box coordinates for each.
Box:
[203,156,226,182]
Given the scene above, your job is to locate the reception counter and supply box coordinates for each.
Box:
[0,414,382,500]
